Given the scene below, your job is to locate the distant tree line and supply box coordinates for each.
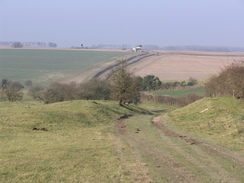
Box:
[0,41,57,48]
[2,41,244,52]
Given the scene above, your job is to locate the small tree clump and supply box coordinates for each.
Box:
[11,42,23,48]
[140,75,162,91]
[187,77,198,86]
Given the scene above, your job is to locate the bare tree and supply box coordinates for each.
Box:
[28,86,44,99]
[77,78,111,100]
[206,61,244,99]
[110,59,141,105]
[0,82,24,102]
[24,80,33,87]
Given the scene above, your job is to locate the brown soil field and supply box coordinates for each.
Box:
[129,51,244,81]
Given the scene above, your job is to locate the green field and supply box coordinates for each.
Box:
[152,87,206,97]
[0,49,131,86]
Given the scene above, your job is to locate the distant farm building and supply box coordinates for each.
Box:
[132,46,142,52]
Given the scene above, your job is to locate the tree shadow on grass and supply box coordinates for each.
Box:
[151,110,167,114]
[121,104,153,115]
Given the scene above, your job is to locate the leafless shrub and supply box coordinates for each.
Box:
[206,61,244,99]
[0,81,24,102]
[24,80,33,87]
[41,82,78,104]
[141,93,203,107]
[39,79,111,104]
[77,79,111,100]
[28,86,44,99]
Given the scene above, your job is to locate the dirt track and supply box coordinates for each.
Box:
[115,115,244,183]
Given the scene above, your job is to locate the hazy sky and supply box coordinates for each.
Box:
[1,0,244,48]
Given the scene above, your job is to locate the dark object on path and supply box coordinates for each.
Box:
[118,114,133,120]
[32,127,48,131]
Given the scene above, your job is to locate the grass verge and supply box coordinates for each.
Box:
[166,97,244,152]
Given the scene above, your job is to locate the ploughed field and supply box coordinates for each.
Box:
[128,51,244,81]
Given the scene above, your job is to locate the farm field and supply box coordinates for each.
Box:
[129,51,244,81]
[152,87,206,97]
[1,48,243,87]
[0,48,132,86]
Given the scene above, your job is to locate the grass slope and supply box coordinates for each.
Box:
[166,97,244,151]
[0,100,149,183]
[0,49,131,86]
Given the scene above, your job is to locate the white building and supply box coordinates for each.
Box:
[132,46,142,52]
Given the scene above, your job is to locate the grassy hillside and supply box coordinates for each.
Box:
[166,97,244,151]
[1,97,243,182]
[0,49,131,86]
[0,100,150,183]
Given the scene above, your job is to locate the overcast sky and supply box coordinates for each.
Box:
[1,0,244,48]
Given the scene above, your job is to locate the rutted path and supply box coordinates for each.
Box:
[115,114,244,183]
[114,115,153,183]
[153,116,242,183]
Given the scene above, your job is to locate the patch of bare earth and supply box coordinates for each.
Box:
[129,51,244,80]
